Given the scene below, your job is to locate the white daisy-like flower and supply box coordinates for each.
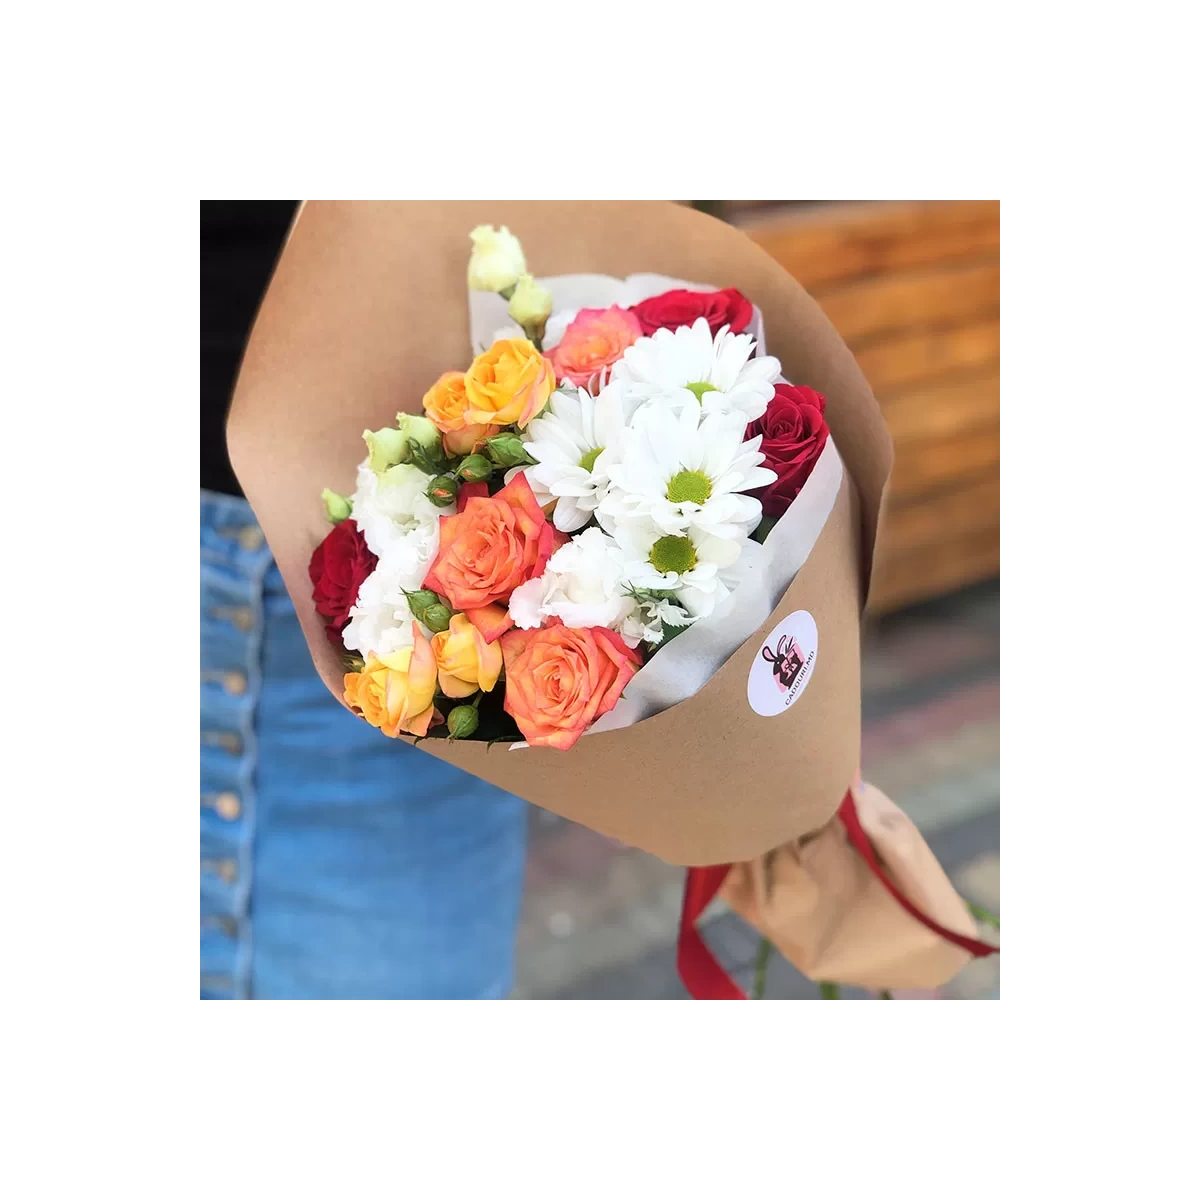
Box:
[608,515,762,621]
[519,380,641,532]
[341,561,419,659]
[350,460,440,586]
[612,317,781,422]
[599,401,775,541]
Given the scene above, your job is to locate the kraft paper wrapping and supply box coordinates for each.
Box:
[408,271,863,864]
[720,780,980,990]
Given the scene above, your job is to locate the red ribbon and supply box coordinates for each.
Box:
[677,788,999,999]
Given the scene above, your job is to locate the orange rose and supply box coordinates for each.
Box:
[547,306,642,389]
[423,472,566,640]
[421,370,501,456]
[500,625,641,750]
[464,338,556,428]
[343,624,440,737]
[431,613,504,699]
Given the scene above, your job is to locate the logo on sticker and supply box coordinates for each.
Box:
[747,610,818,716]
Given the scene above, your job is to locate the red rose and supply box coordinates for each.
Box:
[746,384,830,517]
[629,287,753,336]
[308,519,378,643]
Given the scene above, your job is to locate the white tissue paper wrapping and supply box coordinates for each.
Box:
[467,273,843,741]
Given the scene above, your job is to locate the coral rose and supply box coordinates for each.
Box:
[431,613,504,699]
[423,471,567,640]
[343,625,440,737]
[421,370,501,456]
[548,306,642,389]
[500,625,641,750]
[464,338,556,429]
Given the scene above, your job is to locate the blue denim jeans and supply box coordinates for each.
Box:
[201,490,528,998]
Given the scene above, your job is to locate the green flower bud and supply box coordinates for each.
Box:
[363,425,409,473]
[447,704,480,739]
[321,488,352,523]
[422,603,452,633]
[483,433,534,469]
[457,454,493,484]
[427,474,459,507]
[404,588,441,623]
[396,412,442,456]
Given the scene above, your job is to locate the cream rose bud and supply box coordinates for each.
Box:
[467,225,527,293]
[395,412,441,456]
[508,274,552,327]
[363,425,408,474]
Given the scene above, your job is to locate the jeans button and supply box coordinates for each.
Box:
[224,671,247,696]
[214,791,241,821]
[238,527,265,552]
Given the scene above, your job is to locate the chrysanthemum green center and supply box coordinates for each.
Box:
[665,469,713,505]
[578,446,603,473]
[686,381,718,401]
[649,535,697,575]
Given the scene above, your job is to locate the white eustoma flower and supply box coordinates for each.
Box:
[509,527,636,634]
[341,562,419,659]
[350,460,440,586]
[612,317,780,422]
[608,515,761,621]
[520,380,640,532]
[599,401,775,541]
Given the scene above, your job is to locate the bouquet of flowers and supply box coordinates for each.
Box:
[306,221,997,997]
[312,226,835,755]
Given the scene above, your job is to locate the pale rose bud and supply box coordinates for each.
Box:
[321,488,352,523]
[507,273,552,328]
[422,603,453,633]
[457,454,493,484]
[483,433,534,469]
[363,425,408,473]
[467,225,527,294]
[447,704,480,739]
[427,474,459,507]
[395,412,442,456]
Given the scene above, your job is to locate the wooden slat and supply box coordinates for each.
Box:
[889,424,1000,505]
[880,474,1000,551]
[870,521,1000,614]
[743,200,999,291]
[816,260,1000,345]
[855,319,1000,393]
[876,367,999,445]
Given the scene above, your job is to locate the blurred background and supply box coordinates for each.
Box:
[514,200,1000,999]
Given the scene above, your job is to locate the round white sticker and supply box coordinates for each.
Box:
[747,610,819,717]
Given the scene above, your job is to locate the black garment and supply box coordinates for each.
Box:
[201,201,298,496]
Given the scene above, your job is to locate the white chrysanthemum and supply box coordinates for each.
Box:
[609,515,761,620]
[508,527,693,647]
[341,561,419,659]
[350,460,440,586]
[599,401,774,541]
[612,317,780,421]
[519,380,640,532]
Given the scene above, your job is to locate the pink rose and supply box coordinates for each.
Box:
[547,306,642,389]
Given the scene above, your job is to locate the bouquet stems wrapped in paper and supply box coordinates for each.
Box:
[252,204,996,997]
